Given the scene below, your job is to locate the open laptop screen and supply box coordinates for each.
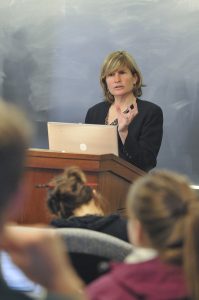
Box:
[47,122,118,156]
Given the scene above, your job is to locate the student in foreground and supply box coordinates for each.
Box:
[0,99,84,300]
[87,170,197,300]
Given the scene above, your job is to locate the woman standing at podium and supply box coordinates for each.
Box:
[85,51,163,172]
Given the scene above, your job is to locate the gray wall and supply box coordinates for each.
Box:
[0,0,199,183]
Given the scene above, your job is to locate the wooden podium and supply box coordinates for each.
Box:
[18,149,145,224]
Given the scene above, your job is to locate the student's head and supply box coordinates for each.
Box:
[47,166,105,218]
[127,170,199,300]
[0,99,31,223]
[100,50,143,103]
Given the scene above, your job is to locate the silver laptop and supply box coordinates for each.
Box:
[47,122,118,156]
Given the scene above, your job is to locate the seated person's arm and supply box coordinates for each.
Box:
[1,225,87,300]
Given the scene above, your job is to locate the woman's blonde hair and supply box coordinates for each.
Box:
[100,50,143,103]
[127,170,199,300]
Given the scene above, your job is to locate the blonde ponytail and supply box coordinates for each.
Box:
[184,201,199,300]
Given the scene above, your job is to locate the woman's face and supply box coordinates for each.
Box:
[105,66,137,99]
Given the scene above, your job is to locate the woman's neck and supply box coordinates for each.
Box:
[73,199,104,217]
[113,94,137,110]
[107,95,137,124]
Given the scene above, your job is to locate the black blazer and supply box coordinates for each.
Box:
[85,99,163,171]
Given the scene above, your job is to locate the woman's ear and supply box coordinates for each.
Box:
[128,218,150,247]
[132,73,138,85]
[92,189,99,205]
[127,218,141,246]
[92,189,100,205]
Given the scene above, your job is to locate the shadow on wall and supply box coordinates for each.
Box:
[2,29,36,114]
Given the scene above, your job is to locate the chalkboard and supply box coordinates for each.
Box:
[0,0,199,183]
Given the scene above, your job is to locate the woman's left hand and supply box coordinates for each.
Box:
[116,102,138,143]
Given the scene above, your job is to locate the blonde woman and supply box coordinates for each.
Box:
[85,51,163,171]
[87,170,198,299]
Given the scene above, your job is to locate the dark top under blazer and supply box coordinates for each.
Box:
[85,99,163,172]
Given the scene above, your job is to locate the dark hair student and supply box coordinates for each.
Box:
[47,166,128,242]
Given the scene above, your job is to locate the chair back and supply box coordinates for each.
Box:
[56,228,133,283]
